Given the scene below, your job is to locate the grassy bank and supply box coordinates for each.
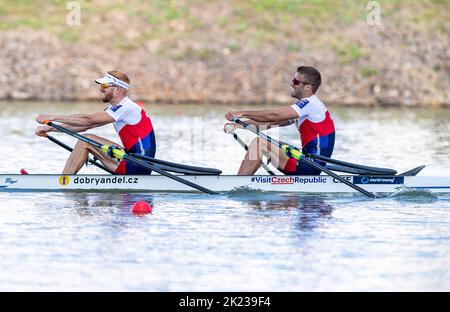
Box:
[1,0,448,60]
[0,0,448,105]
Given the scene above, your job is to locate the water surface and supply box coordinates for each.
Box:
[0,101,449,291]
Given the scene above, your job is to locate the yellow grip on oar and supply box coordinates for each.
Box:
[281,144,303,160]
[101,145,125,160]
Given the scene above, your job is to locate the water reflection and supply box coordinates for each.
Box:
[232,194,334,231]
[32,191,156,223]
[295,197,334,231]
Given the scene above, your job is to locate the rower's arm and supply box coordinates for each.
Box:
[46,123,96,133]
[244,119,291,130]
[36,112,114,129]
[227,106,298,123]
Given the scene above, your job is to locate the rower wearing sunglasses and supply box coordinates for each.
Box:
[35,71,156,175]
[224,66,335,175]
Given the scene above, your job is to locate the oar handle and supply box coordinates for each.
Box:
[232,118,259,134]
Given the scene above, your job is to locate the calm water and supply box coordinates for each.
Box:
[0,101,449,291]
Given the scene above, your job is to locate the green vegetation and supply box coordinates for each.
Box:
[174,46,216,61]
[360,67,379,77]
[0,0,447,50]
[226,42,241,53]
[287,43,301,52]
[411,9,438,23]
[332,40,364,64]
[146,1,190,24]
[58,28,81,43]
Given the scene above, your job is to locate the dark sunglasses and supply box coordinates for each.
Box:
[100,83,117,90]
[292,77,314,86]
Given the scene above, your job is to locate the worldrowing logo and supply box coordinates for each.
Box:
[353,176,404,184]
[59,175,70,186]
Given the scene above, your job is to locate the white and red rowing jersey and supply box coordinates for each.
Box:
[289,94,335,148]
[104,97,156,156]
[282,94,335,175]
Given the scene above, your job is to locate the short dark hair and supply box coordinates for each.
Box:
[297,66,321,93]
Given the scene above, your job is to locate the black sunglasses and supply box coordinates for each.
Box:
[292,77,314,86]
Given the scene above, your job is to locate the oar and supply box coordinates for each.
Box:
[305,152,396,175]
[47,135,216,175]
[47,135,114,174]
[128,153,222,175]
[226,122,395,175]
[230,132,277,176]
[142,163,219,175]
[43,121,217,194]
[227,128,387,176]
[232,118,376,198]
[325,163,393,175]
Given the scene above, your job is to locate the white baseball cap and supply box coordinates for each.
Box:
[94,73,129,89]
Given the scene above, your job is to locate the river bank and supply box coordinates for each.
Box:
[0,1,448,106]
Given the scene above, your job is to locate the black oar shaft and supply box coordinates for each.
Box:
[47,135,212,175]
[233,118,376,198]
[47,123,220,174]
[122,154,217,194]
[47,135,114,174]
[144,162,219,175]
[232,119,394,175]
[306,153,396,175]
[231,128,375,175]
[46,122,103,148]
[326,164,389,175]
[44,121,217,194]
[232,133,276,176]
[301,157,375,198]
[130,153,221,175]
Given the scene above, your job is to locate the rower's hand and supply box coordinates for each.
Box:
[225,111,244,121]
[35,125,51,137]
[223,122,243,133]
[35,114,54,124]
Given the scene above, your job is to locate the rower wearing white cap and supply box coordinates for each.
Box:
[35,71,157,175]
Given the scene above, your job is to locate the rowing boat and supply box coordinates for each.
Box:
[1,174,449,194]
[26,121,448,197]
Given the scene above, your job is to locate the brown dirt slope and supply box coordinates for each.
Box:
[0,0,448,106]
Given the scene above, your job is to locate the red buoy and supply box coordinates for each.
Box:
[131,201,152,215]
[20,168,29,175]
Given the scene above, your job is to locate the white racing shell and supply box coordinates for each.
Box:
[1,174,449,194]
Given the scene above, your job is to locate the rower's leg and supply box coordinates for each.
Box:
[264,141,290,172]
[62,134,121,174]
[237,137,289,175]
